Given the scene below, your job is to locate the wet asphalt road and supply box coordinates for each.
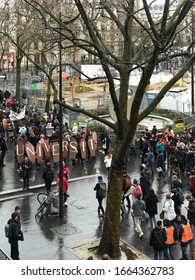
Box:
[0,142,192,260]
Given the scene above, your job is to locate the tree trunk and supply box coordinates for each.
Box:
[97,142,125,259]
[45,78,51,114]
[15,57,22,103]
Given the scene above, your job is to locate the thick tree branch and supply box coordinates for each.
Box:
[54,99,116,131]
[138,52,195,121]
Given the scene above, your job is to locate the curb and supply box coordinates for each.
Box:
[0,174,100,201]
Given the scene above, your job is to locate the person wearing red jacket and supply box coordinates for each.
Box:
[63,162,69,179]
[56,174,68,205]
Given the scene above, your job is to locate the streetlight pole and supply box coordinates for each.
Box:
[59,11,64,218]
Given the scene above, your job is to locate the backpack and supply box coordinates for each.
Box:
[98,183,106,198]
[177,191,184,204]
[152,229,166,250]
[134,185,142,198]
[5,223,12,238]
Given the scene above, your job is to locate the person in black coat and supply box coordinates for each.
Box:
[139,171,150,201]
[21,156,33,190]
[156,151,166,181]
[149,220,167,260]
[171,190,184,215]
[42,162,54,194]
[7,212,24,260]
[146,188,158,229]
[0,135,7,167]
[94,175,106,217]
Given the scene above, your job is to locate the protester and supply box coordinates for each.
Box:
[145,188,158,229]
[156,150,166,181]
[122,170,131,209]
[139,171,150,201]
[42,162,55,194]
[185,194,195,228]
[56,173,68,205]
[163,219,177,260]
[162,193,176,226]
[131,193,146,238]
[20,156,33,190]
[189,170,195,197]
[104,151,112,172]
[94,175,106,217]
[146,146,155,176]
[0,135,7,167]
[7,212,24,260]
[149,220,167,260]
[178,215,193,260]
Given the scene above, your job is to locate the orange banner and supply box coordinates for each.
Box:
[63,140,69,159]
[92,131,97,150]
[88,137,96,157]
[36,143,43,164]
[42,139,51,160]
[16,142,25,163]
[69,139,78,160]
[25,142,36,163]
[79,138,87,160]
[52,141,59,163]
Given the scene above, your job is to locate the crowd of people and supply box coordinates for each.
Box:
[0,97,112,187]
[119,124,195,260]
[2,93,195,260]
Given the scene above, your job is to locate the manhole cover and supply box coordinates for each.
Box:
[51,223,82,237]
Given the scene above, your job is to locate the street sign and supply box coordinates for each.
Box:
[79,122,87,127]
[175,122,184,128]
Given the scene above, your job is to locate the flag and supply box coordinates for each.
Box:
[10,106,26,121]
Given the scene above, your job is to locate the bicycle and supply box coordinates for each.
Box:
[35,191,59,219]
[35,192,49,219]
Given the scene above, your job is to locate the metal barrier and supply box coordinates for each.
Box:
[0,247,10,260]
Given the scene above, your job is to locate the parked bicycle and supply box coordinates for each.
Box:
[35,190,59,220]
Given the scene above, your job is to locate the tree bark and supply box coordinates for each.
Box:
[45,78,51,114]
[15,57,22,103]
[97,139,125,259]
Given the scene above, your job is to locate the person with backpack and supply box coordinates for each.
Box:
[94,175,106,217]
[171,188,184,215]
[7,212,24,260]
[132,179,143,199]
[149,220,167,260]
[42,162,55,194]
